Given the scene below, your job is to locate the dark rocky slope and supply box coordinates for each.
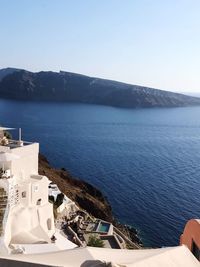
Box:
[39,154,113,222]
[0,68,20,81]
[0,68,200,108]
[39,154,142,246]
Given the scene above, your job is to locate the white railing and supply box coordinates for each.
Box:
[8,139,33,147]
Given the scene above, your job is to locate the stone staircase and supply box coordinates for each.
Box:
[0,187,8,235]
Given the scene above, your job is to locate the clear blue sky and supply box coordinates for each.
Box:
[1,0,200,93]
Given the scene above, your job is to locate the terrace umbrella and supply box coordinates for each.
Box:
[0,152,20,173]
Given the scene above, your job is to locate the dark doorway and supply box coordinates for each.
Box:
[192,240,200,261]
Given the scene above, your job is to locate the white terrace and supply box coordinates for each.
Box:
[0,127,56,254]
[0,127,39,180]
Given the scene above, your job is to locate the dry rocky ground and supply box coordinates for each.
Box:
[39,154,142,247]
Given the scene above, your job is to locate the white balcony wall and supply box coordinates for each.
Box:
[10,143,39,179]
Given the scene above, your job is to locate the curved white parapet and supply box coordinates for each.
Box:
[0,245,199,267]
[0,174,55,250]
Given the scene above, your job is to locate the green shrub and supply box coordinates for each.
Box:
[87,235,105,248]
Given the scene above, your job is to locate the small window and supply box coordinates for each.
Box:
[22,191,26,198]
[33,185,39,192]
[47,218,52,230]
[36,198,42,205]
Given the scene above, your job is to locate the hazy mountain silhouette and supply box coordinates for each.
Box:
[0,68,20,81]
[0,68,200,108]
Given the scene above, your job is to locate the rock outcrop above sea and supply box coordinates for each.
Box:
[39,154,113,222]
[1,68,200,108]
[39,154,143,246]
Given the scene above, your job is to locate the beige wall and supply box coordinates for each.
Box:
[10,143,39,179]
[5,201,55,246]
[0,146,10,152]
[3,175,55,247]
[0,146,11,172]
[30,176,49,207]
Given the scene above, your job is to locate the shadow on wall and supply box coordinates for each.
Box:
[180,219,200,261]
[81,260,113,267]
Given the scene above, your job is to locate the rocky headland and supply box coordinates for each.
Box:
[39,154,143,247]
[1,68,200,108]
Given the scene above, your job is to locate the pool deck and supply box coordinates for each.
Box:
[86,220,113,235]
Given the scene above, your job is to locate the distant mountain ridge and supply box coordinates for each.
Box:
[0,67,200,108]
[0,68,20,81]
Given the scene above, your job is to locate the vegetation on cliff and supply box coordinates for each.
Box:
[39,154,113,222]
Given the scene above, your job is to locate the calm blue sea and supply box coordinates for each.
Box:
[1,99,200,247]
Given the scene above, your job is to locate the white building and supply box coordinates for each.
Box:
[0,127,57,253]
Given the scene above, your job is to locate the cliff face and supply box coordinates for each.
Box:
[1,68,200,108]
[38,154,113,222]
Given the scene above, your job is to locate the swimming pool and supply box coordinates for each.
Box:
[97,222,110,233]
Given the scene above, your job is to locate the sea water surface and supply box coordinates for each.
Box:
[1,99,200,247]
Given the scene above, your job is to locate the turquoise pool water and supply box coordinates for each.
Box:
[98,222,110,233]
